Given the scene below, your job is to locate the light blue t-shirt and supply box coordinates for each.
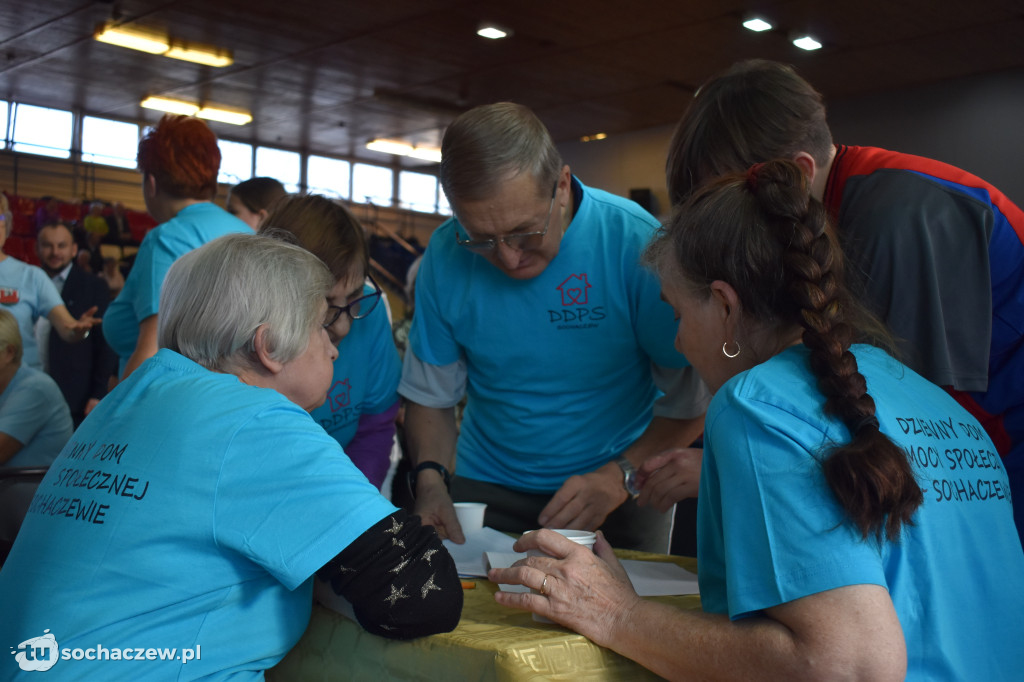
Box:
[102,203,250,375]
[407,179,689,492]
[0,364,73,468]
[309,286,401,484]
[698,344,1024,680]
[0,256,63,369]
[0,349,396,680]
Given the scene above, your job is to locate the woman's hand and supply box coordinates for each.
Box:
[50,304,101,343]
[488,529,640,647]
[635,447,703,512]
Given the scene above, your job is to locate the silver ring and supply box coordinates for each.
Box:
[540,576,549,596]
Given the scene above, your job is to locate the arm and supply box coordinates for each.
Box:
[47,304,100,344]
[490,530,905,682]
[0,432,24,464]
[87,281,117,406]
[343,400,400,488]
[119,314,158,380]
[317,508,463,639]
[538,413,705,529]
[403,401,464,543]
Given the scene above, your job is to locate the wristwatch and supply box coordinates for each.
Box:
[614,457,641,499]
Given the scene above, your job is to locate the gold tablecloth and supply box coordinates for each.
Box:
[267,552,700,681]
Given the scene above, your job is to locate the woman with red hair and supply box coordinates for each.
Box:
[103,114,250,379]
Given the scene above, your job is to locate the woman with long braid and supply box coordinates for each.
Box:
[489,160,1024,680]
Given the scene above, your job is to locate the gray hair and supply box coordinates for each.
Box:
[439,102,562,203]
[158,232,332,373]
[0,309,23,365]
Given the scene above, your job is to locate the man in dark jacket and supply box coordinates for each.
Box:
[36,221,116,425]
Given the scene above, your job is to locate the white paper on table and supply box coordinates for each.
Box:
[442,526,518,577]
[484,551,700,597]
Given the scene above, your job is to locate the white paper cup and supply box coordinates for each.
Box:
[526,528,596,558]
[453,502,487,533]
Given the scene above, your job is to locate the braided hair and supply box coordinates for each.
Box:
[647,159,922,541]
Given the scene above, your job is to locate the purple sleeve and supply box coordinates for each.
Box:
[344,400,400,489]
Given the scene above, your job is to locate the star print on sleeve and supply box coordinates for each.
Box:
[422,548,437,565]
[384,583,409,606]
[420,573,442,599]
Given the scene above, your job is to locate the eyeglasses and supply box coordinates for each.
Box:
[323,275,383,328]
[454,182,559,253]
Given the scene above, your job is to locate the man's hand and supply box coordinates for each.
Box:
[413,473,465,544]
[84,397,101,417]
[635,447,703,512]
[538,462,627,530]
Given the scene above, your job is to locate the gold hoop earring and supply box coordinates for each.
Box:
[722,341,741,359]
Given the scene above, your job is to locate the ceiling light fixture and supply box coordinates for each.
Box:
[742,18,773,32]
[94,21,169,54]
[477,23,511,40]
[580,133,608,142]
[94,21,233,66]
[196,107,252,125]
[166,40,234,67]
[792,35,823,50]
[141,96,199,116]
[366,139,442,163]
[140,96,251,125]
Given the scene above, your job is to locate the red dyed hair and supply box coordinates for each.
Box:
[137,114,221,200]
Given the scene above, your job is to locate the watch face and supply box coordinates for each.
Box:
[624,472,641,497]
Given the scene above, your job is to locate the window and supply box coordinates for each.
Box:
[398,171,439,213]
[82,117,139,168]
[11,103,73,159]
[0,101,7,150]
[437,188,452,216]
[352,163,393,206]
[217,139,253,185]
[255,147,301,192]
[307,155,351,199]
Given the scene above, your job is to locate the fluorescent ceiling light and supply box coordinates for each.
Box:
[141,96,199,116]
[743,18,773,32]
[367,139,414,155]
[367,139,442,163]
[166,42,234,67]
[196,107,252,125]
[408,147,443,163]
[140,97,251,125]
[95,21,232,67]
[477,23,511,40]
[95,22,169,54]
[793,35,822,50]
[580,133,607,142]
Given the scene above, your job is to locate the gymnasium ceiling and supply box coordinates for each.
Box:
[1,0,1023,169]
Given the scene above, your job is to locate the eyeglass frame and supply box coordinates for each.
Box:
[323,274,383,328]
[453,180,559,252]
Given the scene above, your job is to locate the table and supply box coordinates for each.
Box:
[267,551,700,681]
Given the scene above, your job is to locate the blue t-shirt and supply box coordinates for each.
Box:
[0,256,63,369]
[0,349,396,680]
[0,364,73,468]
[698,344,1024,680]
[407,179,689,491]
[102,203,250,375]
[309,286,400,483]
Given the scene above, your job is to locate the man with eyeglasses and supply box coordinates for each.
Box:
[399,102,710,552]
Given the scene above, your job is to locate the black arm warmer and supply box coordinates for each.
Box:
[316,509,463,639]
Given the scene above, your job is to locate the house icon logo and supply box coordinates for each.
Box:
[557,274,591,306]
[328,379,352,411]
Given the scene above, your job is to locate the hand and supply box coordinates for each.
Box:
[538,463,627,530]
[70,306,102,340]
[635,448,703,512]
[84,398,101,416]
[412,474,465,544]
[489,529,639,647]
